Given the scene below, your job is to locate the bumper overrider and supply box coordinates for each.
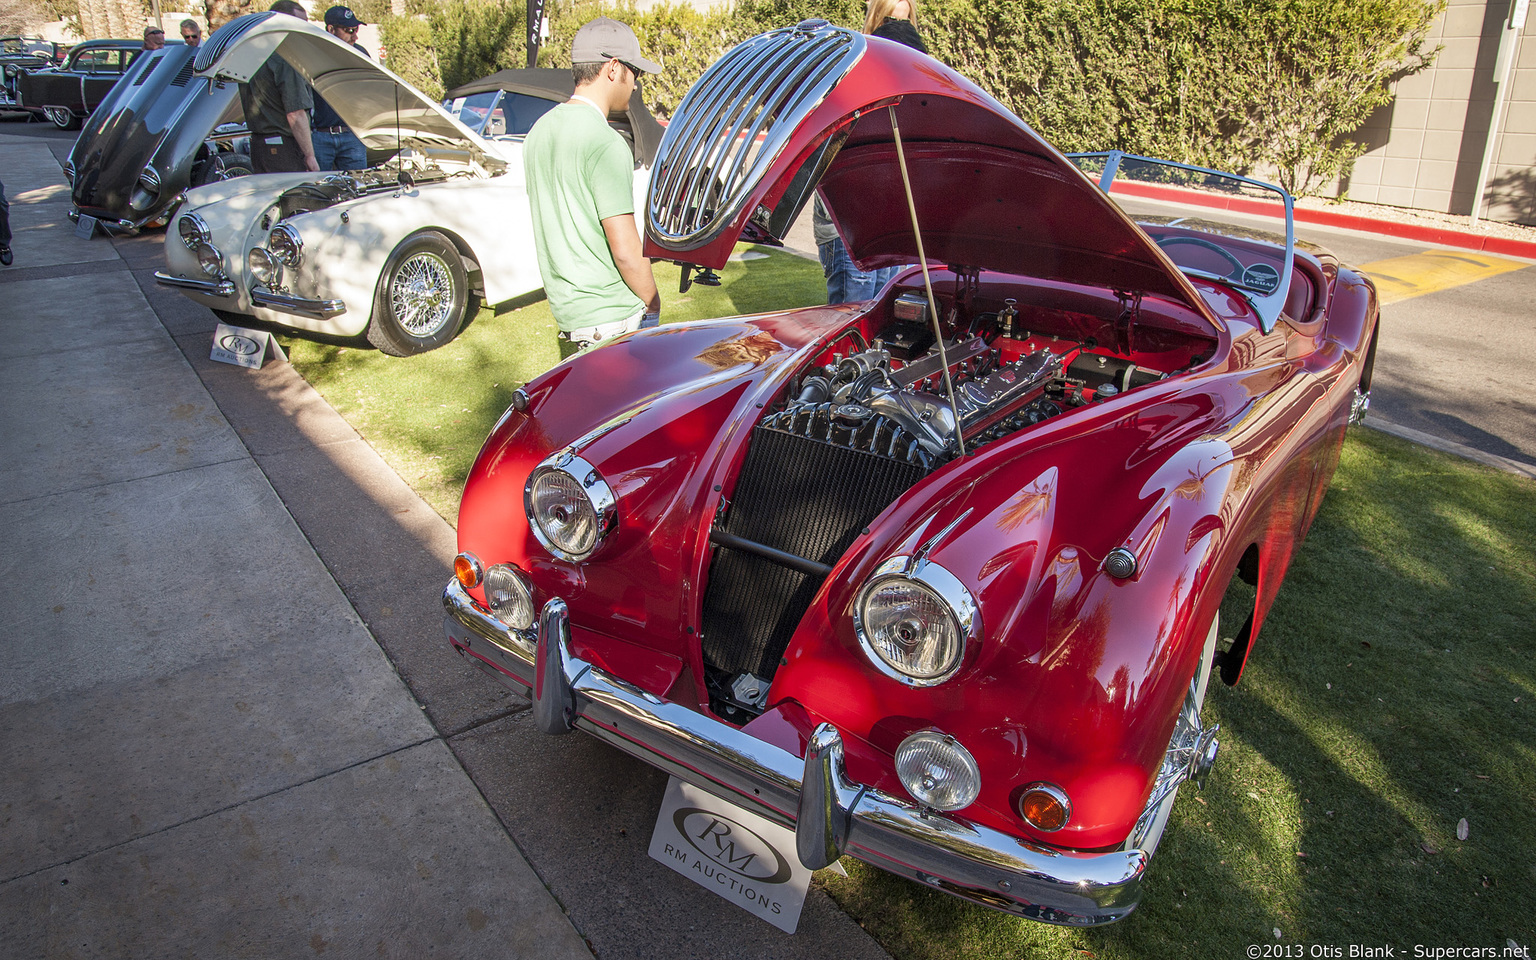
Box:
[442,580,1149,925]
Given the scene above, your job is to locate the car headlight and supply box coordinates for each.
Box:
[62,159,75,185]
[178,213,210,250]
[482,563,536,630]
[268,223,303,267]
[895,730,981,811]
[525,453,616,562]
[247,247,282,288]
[195,241,224,277]
[138,165,161,193]
[853,556,978,685]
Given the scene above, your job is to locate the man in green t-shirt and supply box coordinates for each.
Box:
[523,18,661,352]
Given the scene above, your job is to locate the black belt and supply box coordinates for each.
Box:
[317,126,348,134]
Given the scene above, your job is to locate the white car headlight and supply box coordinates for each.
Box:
[854,556,977,685]
[178,213,210,250]
[525,453,616,562]
[483,563,535,630]
[895,730,981,811]
[195,241,224,277]
[247,247,282,288]
[268,223,303,267]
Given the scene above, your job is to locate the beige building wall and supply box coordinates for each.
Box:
[1333,0,1535,226]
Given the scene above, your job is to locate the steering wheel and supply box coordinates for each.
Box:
[1155,236,1244,280]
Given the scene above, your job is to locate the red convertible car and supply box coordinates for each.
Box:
[443,21,1378,925]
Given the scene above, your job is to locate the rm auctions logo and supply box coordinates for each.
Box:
[218,333,261,356]
[673,807,792,884]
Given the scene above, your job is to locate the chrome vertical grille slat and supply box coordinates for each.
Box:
[647,20,865,251]
[654,41,785,234]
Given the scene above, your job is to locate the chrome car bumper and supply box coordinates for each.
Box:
[442,580,1148,926]
[251,287,346,320]
[154,270,235,298]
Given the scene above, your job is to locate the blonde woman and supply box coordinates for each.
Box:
[864,0,928,53]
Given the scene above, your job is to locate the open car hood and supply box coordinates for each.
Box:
[644,21,1212,320]
[196,13,508,173]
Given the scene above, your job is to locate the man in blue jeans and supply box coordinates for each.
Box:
[814,195,897,303]
[311,6,370,171]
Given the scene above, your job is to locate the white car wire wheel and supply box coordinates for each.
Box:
[366,231,477,356]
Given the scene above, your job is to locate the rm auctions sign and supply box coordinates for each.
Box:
[648,778,813,933]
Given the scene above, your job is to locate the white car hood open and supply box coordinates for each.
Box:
[195,12,510,175]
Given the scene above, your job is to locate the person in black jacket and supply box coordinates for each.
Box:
[863,0,928,52]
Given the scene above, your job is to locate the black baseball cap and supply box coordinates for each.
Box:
[324,6,365,29]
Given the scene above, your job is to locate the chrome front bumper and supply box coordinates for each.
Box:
[154,270,235,298]
[251,286,346,320]
[442,580,1148,925]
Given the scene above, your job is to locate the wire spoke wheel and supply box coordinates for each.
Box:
[390,251,454,337]
[367,231,476,356]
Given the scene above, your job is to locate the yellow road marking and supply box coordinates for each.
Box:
[1357,249,1530,305]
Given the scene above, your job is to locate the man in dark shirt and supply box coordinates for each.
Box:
[311,6,369,171]
[239,0,318,173]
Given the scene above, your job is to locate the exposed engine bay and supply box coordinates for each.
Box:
[767,288,1194,469]
[270,157,457,221]
[700,278,1218,721]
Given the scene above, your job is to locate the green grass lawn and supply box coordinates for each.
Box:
[282,247,1535,956]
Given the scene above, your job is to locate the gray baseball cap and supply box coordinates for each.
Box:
[571,17,661,74]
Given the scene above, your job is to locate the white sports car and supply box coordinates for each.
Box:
[155,13,660,355]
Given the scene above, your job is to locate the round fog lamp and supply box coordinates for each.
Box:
[483,563,534,630]
[195,241,223,277]
[247,247,282,288]
[1017,782,1071,832]
[895,730,981,811]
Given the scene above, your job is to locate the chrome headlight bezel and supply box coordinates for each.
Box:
[247,247,282,288]
[853,555,978,686]
[524,452,617,562]
[178,212,211,250]
[268,223,303,267]
[194,241,224,278]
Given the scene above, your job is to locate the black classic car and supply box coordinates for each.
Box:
[1,36,64,113]
[16,38,156,129]
[63,39,251,233]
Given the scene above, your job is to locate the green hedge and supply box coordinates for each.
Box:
[378,0,1444,196]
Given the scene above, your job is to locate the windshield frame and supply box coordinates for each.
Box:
[1069,150,1295,333]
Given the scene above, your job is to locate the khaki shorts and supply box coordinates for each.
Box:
[562,311,644,350]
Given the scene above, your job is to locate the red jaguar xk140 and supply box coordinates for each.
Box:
[442,20,1379,926]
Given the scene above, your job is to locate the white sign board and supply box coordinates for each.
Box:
[648,777,813,933]
[211,322,286,369]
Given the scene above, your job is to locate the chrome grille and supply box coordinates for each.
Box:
[647,20,864,251]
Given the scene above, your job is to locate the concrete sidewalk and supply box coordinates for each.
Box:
[0,134,594,958]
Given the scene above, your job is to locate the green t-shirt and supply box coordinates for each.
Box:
[523,101,641,332]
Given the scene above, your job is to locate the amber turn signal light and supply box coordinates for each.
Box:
[1017,783,1071,832]
[454,552,483,588]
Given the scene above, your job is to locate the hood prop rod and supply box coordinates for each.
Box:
[888,105,966,459]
